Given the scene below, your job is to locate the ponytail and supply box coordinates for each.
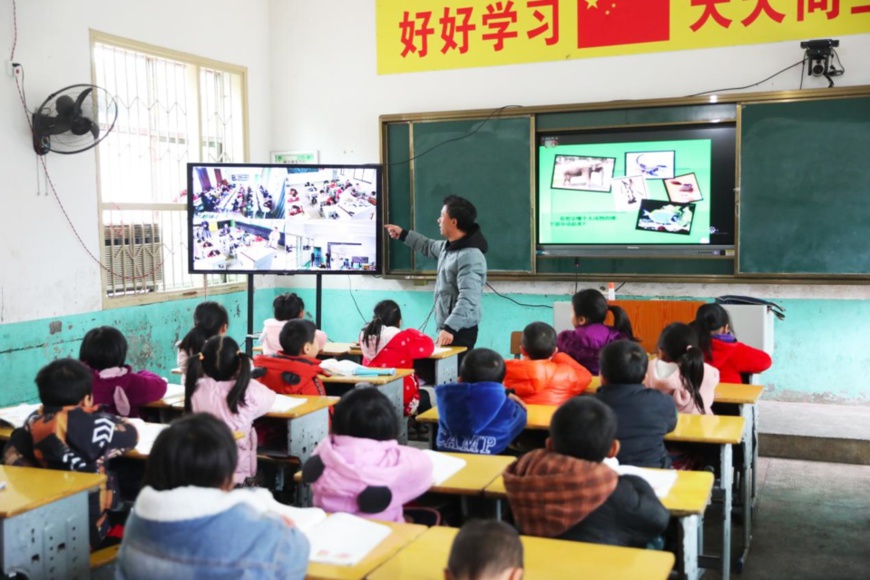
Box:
[360,300,402,352]
[180,301,229,356]
[185,335,250,415]
[691,303,731,359]
[659,323,707,414]
[184,353,203,414]
[361,317,385,352]
[607,305,638,343]
[225,352,252,415]
[677,347,707,415]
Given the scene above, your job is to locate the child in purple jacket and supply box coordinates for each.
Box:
[80,326,167,418]
[302,388,433,523]
[556,290,638,375]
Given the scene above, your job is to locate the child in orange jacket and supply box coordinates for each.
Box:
[504,322,592,406]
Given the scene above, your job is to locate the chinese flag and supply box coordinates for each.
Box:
[577,0,669,49]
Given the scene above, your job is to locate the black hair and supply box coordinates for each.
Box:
[185,335,251,414]
[550,397,617,462]
[332,387,398,441]
[360,300,402,352]
[279,319,317,356]
[79,326,128,370]
[178,301,229,357]
[447,520,524,580]
[459,348,506,384]
[658,323,707,414]
[273,292,305,321]
[599,340,648,385]
[144,413,238,491]
[443,195,478,233]
[521,321,557,360]
[571,289,637,342]
[690,303,733,359]
[35,358,94,407]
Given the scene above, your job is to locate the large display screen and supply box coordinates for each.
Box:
[188,163,382,274]
[537,124,736,256]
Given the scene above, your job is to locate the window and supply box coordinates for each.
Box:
[91,32,248,305]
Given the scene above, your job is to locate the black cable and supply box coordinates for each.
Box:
[615,282,627,293]
[485,282,553,309]
[685,59,806,97]
[799,59,805,90]
[417,304,436,332]
[347,275,367,323]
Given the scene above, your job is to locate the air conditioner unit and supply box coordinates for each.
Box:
[103,224,164,294]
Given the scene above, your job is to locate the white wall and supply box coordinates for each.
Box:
[0,0,272,323]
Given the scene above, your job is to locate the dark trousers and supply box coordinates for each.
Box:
[451,325,478,369]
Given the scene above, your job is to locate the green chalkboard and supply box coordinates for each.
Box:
[739,97,870,275]
[410,116,533,272]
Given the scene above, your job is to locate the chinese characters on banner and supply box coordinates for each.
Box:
[376,0,870,74]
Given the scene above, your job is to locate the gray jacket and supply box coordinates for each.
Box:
[402,225,488,332]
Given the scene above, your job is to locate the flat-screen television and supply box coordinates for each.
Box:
[536,123,736,257]
[187,163,382,274]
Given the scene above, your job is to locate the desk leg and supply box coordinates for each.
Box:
[378,377,407,444]
[720,443,733,580]
[751,403,759,505]
[433,357,459,386]
[738,405,754,573]
[494,498,503,521]
[1,490,91,579]
[428,424,438,450]
[288,408,329,507]
[679,514,702,580]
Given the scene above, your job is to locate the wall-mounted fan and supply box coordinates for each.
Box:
[32,84,118,155]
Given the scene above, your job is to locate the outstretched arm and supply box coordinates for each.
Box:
[386,224,444,260]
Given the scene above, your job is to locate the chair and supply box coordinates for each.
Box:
[510,331,522,359]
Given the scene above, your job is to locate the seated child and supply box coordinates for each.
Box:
[260,292,328,356]
[644,323,720,415]
[504,321,592,406]
[117,414,309,579]
[186,335,275,486]
[556,289,637,374]
[595,340,677,468]
[446,520,524,580]
[177,301,228,375]
[503,397,669,548]
[254,319,327,397]
[359,299,435,416]
[79,326,167,418]
[435,348,527,455]
[690,303,772,384]
[302,388,432,523]
[3,359,139,549]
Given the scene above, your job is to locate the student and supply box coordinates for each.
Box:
[301,388,432,523]
[595,340,677,468]
[504,321,592,406]
[2,359,138,549]
[186,335,275,486]
[435,348,527,455]
[690,303,772,384]
[359,299,435,415]
[177,301,229,375]
[556,289,637,374]
[446,520,524,580]
[254,319,327,397]
[644,323,720,415]
[79,326,167,418]
[503,397,670,548]
[259,292,328,356]
[117,414,309,579]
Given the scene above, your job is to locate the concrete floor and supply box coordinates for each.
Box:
[704,457,870,579]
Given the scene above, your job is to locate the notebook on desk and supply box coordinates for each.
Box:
[126,419,169,456]
[270,394,307,414]
[422,450,467,485]
[0,403,41,428]
[306,512,392,566]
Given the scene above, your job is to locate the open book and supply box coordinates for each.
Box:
[320,359,395,377]
[270,394,307,414]
[613,465,678,498]
[0,403,41,429]
[163,383,185,400]
[126,419,169,456]
[422,450,467,485]
[304,512,392,566]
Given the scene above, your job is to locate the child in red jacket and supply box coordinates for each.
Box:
[504,321,592,406]
[253,319,326,396]
[359,300,435,415]
[690,303,772,384]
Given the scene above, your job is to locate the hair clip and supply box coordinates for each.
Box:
[237,350,244,356]
[198,352,205,361]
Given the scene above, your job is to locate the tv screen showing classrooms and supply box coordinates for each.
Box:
[188,164,382,274]
[537,124,736,254]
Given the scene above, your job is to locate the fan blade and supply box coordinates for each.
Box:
[73,87,93,114]
[55,95,76,119]
[70,117,93,136]
[90,120,100,140]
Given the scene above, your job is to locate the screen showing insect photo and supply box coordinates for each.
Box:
[188,163,382,274]
[536,123,736,257]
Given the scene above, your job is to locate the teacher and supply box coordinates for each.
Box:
[385,195,488,349]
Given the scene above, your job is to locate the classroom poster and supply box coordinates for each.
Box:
[376,0,870,74]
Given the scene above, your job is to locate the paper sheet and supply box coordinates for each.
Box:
[307,513,392,566]
[0,403,41,428]
[126,419,169,456]
[615,465,678,498]
[270,394,307,413]
[422,450,467,485]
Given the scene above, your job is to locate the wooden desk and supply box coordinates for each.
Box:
[321,369,414,443]
[0,465,105,578]
[431,452,515,496]
[368,525,674,580]
[346,345,467,386]
[305,519,426,580]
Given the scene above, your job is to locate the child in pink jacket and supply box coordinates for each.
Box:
[644,323,719,415]
[260,292,327,355]
[302,388,433,523]
[186,335,275,485]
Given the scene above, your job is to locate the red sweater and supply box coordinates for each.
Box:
[708,338,772,384]
[359,327,435,416]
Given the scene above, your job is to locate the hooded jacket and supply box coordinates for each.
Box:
[596,383,678,468]
[359,326,435,415]
[253,353,326,397]
[400,225,488,333]
[503,449,670,548]
[434,381,526,455]
[88,365,167,418]
[556,323,625,375]
[644,358,720,415]
[707,333,772,384]
[308,435,432,523]
[260,318,328,356]
[504,352,593,406]
[118,486,309,580]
